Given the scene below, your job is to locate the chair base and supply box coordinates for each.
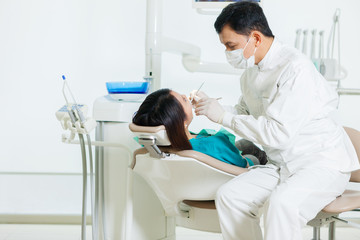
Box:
[176,201,221,233]
[307,211,338,240]
[308,211,339,227]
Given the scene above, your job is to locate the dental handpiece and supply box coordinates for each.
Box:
[295,29,302,49]
[62,75,86,125]
[319,31,325,59]
[311,29,317,59]
[302,29,309,55]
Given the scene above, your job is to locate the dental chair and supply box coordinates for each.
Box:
[129,124,360,239]
[129,123,248,233]
[307,127,360,240]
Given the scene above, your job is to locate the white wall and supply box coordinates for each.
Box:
[0,0,359,216]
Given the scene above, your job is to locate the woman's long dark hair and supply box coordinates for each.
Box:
[132,88,192,150]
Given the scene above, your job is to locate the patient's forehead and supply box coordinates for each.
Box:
[170,90,181,99]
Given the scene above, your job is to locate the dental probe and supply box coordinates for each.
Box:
[190,81,205,102]
[195,81,205,96]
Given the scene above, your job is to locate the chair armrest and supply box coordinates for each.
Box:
[131,148,248,176]
[177,150,248,176]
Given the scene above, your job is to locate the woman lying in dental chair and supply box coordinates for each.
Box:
[132,88,267,168]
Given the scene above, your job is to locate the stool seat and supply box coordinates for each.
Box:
[183,200,216,210]
[322,190,360,213]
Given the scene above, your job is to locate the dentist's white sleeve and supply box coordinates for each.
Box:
[222,97,249,115]
[221,63,337,149]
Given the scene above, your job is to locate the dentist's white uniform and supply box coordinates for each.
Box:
[215,39,360,240]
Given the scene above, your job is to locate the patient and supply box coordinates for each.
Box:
[132,88,264,168]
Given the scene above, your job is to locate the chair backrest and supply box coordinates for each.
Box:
[129,123,248,176]
[344,127,360,182]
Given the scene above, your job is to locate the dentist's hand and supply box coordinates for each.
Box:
[189,90,209,105]
[195,98,225,124]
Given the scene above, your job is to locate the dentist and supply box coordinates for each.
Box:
[192,1,360,240]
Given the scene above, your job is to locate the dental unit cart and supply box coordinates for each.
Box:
[58,77,180,240]
[92,95,177,240]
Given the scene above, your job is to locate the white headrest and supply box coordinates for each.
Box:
[129,123,171,146]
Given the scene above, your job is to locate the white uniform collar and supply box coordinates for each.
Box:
[257,37,281,71]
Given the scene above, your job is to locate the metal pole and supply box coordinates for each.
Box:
[99,122,107,240]
[145,0,163,92]
[328,221,336,240]
[337,88,360,96]
[312,226,321,240]
[79,134,88,240]
[94,124,100,240]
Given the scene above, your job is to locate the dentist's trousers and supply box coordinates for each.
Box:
[215,164,350,240]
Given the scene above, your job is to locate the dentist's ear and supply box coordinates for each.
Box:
[251,31,262,47]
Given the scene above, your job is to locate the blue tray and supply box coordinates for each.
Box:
[106,82,150,94]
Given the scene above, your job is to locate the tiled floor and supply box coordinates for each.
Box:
[0,224,360,240]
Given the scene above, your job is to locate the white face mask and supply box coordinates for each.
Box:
[225,38,257,69]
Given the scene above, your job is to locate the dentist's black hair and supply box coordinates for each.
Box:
[214,1,274,37]
[132,88,193,151]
